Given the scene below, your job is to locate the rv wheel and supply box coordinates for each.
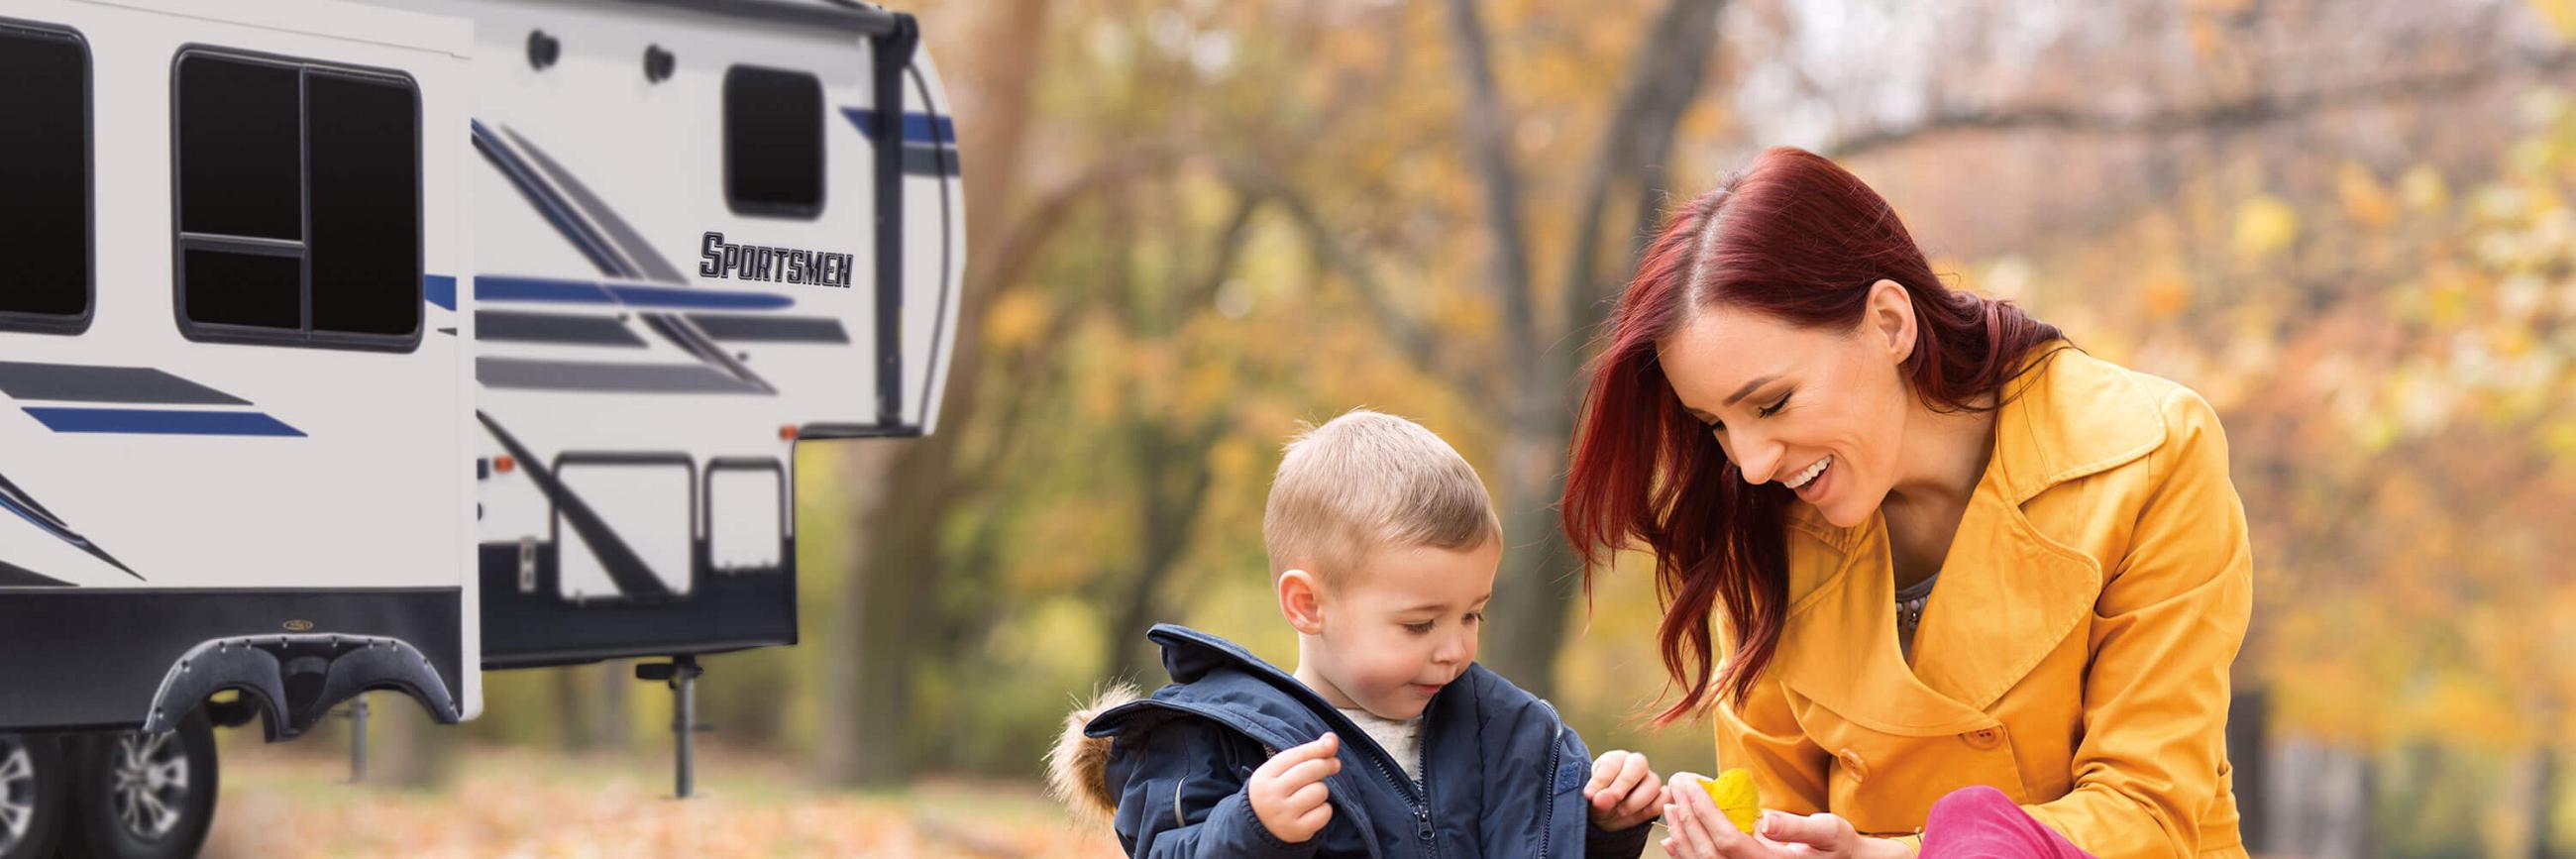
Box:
[59,711,218,859]
[0,733,69,859]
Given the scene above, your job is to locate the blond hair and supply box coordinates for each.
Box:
[1262,408,1502,585]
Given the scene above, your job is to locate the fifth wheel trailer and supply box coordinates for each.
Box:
[0,0,961,855]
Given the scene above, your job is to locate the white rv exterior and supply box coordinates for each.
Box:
[0,0,481,735]
[409,0,964,667]
[0,0,960,852]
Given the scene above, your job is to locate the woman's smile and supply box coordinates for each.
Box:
[1785,454,1834,501]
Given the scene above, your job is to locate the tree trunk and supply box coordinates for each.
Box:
[2224,687,2268,852]
[1103,419,1225,686]
[1485,411,1578,698]
[823,0,1052,788]
[597,659,630,752]
[372,694,455,789]
[832,445,954,786]
[2266,732,2374,859]
[1447,0,1726,697]
[554,666,592,752]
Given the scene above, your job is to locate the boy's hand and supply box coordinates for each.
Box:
[1248,732,1341,843]
[1583,749,1664,831]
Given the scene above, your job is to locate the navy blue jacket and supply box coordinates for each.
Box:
[1080,624,1656,858]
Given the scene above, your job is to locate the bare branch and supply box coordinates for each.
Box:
[1826,47,2576,159]
[1557,0,1726,341]
[1441,0,1540,387]
[1259,178,1445,381]
[973,144,1187,309]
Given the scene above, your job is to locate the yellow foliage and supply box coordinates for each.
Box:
[2336,161,2400,228]
[2139,264,2194,321]
[2400,164,2450,211]
[984,289,1052,352]
[2533,0,2576,39]
[2231,194,2300,260]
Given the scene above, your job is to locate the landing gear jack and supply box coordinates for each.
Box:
[634,655,711,799]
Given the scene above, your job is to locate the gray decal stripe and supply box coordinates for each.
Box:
[686,314,852,344]
[500,127,692,284]
[902,145,959,177]
[0,558,73,588]
[0,469,142,581]
[0,362,251,405]
[640,314,776,393]
[472,121,633,279]
[477,311,648,348]
[475,413,674,599]
[477,359,767,394]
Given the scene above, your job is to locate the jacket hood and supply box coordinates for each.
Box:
[1046,681,1140,822]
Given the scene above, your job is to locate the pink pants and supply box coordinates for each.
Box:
[1916,786,2099,859]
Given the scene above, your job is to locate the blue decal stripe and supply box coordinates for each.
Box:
[840,108,955,145]
[606,283,794,310]
[476,275,615,304]
[475,275,793,310]
[427,274,458,311]
[23,407,306,437]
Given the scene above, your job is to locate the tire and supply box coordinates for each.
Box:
[60,711,219,859]
[0,732,70,859]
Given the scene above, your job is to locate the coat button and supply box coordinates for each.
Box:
[1835,748,1869,783]
[1962,727,2006,750]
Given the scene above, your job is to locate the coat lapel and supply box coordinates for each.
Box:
[1771,344,2166,725]
[1774,511,1995,735]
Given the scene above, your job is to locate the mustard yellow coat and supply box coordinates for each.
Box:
[1713,344,2252,857]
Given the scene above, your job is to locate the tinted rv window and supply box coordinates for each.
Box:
[173,49,420,349]
[724,65,824,217]
[0,23,90,329]
[307,72,419,336]
[177,56,300,241]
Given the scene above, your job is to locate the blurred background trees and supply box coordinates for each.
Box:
[308,0,2576,854]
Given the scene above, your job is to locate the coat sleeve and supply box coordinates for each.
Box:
[1711,652,1832,816]
[2020,388,2253,859]
[1103,719,1320,859]
[1564,726,1657,859]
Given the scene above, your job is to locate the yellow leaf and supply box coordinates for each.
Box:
[2140,265,2194,321]
[2529,0,2576,41]
[2336,161,2399,228]
[2400,164,2450,211]
[983,290,1048,351]
[1691,768,1763,834]
[2232,194,2300,260]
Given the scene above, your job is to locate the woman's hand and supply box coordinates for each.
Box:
[1659,771,1912,859]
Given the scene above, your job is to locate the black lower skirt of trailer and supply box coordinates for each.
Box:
[475,539,798,669]
[0,587,465,734]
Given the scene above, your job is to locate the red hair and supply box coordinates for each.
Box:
[1559,148,2066,724]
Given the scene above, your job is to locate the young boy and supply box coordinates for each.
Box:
[1049,408,1666,857]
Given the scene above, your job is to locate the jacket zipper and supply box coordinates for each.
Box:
[1537,700,1565,858]
[1338,710,1435,858]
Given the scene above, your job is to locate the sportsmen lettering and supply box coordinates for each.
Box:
[698,232,856,287]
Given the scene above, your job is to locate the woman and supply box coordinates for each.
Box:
[1559,148,2250,859]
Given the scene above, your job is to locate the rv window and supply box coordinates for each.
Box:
[0,23,90,330]
[724,65,824,218]
[181,250,299,329]
[172,49,420,349]
[176,56,301,242]
[307,72,419,337]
